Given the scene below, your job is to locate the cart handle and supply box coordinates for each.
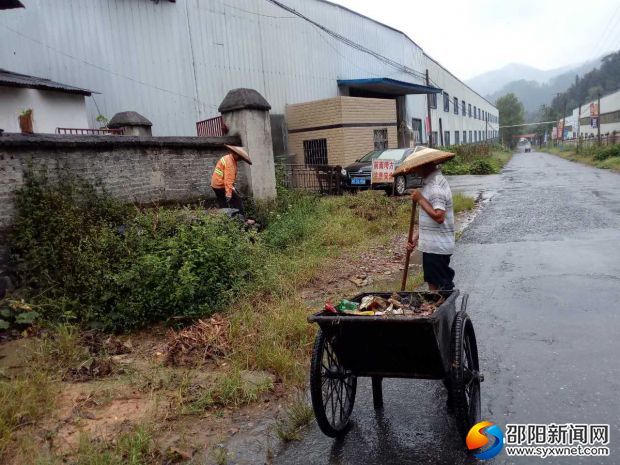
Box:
[401,199,417,291]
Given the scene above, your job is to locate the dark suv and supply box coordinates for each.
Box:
[343,147,425,195]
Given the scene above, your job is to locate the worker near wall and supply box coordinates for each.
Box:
[210,145,252,215]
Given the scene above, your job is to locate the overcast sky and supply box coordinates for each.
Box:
[330,0,620,80]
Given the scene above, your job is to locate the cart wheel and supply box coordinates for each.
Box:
[310,330,357,437]
[372,377,383,409]
[450,309,482,439]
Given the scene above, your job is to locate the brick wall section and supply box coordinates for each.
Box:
[0,133,243,230]
[286,97,397,166]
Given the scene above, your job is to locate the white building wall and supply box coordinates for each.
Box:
[570,89,620,137]
[424,55,499,146]
[0,87,89,133]
[0,0,497,140]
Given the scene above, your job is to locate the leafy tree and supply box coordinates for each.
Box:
[496,93,524,147]
[551,50,620,113]
[533,104,558,141]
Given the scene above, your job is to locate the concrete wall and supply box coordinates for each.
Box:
[0,87,89,134]
[0,133,242,230]
[286,97,397,166]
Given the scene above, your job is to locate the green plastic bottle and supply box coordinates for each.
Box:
[336,299,358,312]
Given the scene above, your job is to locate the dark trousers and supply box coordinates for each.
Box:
[422,252,455,291]
[212,187,245,216]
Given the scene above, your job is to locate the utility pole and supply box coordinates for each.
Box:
[439,118,444,146]
[485,113,488,144]
[577,102,582,153]
[597,91,601,146]
[425,69,434,147]
[561,97,567,143]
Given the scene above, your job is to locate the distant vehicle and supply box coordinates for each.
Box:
[517,138,532,153]
[343,147,427,195]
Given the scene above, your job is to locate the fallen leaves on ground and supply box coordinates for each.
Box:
[163,314,231,367]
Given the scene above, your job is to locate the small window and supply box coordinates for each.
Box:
[469,130,472,142]
[443,92,450,112]
[303,138,328,165]
[373,129,388,151]
[444,130,450,146]
[431,131,438,145]
[473,106,477,119]
[454,130,460,145]
[462,130,466,143]
[429,93,437,109]
[478,108,481,119]
[468,104,472,117]
[462,100,466,116]
[453,96,459,115]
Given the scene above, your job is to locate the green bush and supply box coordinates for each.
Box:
[592,144,620,161]
[441,161,471,175]
[468,159,495,175]
[9,172,262,330]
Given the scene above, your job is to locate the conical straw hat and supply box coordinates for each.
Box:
[225,145,252,165]
[393,148,454,176]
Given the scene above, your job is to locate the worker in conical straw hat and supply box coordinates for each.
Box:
[394,147,456,292]
[211,145,252,215]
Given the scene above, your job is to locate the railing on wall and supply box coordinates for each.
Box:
[56,127,124,135]
[557,132,619,148]
[196,116,228,137]
[280,164,343,195]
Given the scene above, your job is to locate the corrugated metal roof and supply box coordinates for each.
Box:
[0,68,95,95]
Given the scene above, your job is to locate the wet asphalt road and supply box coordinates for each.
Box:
[274,152,620,465]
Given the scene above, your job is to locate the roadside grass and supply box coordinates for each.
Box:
[34,426,160,465]
[274,394,314,442]
[0,370,55,460]
[453,193,475,213]
[542,144,620,171]
[175,369,274,414]
[441,144,512,175]
[27,324,89,376]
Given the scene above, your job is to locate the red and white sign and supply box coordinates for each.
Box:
[371,159,395,184]
[590,103,599,117]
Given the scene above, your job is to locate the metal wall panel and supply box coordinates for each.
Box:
[0,0,496,136]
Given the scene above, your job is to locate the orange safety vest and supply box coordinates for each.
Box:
[210,153,238,197]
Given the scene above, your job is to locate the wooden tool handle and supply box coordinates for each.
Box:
[401,199,417,291]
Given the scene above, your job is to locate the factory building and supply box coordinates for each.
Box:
[561,88,620,139]
[0,0,498,164]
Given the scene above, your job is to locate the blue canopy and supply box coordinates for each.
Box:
[337,78,442,96]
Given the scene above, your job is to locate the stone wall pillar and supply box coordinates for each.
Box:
[219,89,277,200]
[108,111,153,136]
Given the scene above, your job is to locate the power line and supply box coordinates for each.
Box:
[0,22,218,109]
[590,5,620,56]
[499,120,559,129]
[264,0,427,81]
[223,2,297,19]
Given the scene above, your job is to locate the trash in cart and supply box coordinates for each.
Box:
[326,292,444,317]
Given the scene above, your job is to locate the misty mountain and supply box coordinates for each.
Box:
[468,57,604,119]
[466,62,576,96]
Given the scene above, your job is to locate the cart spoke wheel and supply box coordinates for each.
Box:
[450,308,482,439]
[310,330,357,437]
